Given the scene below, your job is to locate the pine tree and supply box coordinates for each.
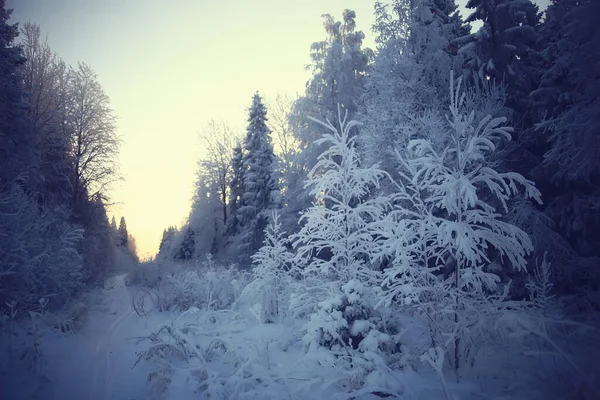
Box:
[225,144,244,237]
[460,0,541,113]
[235,93,279,261]
[158,226,177,255]
[0,0,37,186]
[176,226,195,261]
[528,0,600,287]
[118,216,128,247]
[110,216,117,230]
[292,110,389,353]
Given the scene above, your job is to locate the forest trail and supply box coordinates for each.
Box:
[89,277,136,400]
[4,275,155,400]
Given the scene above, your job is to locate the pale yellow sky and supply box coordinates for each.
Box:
[7,0,549,258]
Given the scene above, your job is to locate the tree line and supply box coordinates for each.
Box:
[0,0,137,310]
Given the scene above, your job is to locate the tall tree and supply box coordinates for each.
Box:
[225,143,244,238]
[0,0,37,186]
[234,92,279,261]
[528,0,600,290]
[285,10,372,235]
[65,62,120,209]
[460,0,541,114]
[21,23,72,207]
[291,9,372,171]
[196,120,235,225]
[359,0,469,181]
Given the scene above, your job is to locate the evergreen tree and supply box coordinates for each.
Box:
[110,215,117,230]
[176,226,195,261]
[225,143,244,237]
[158,226,177,255]
[251,211,294,323]
[118,216,128,247]
[528,0,600,289]
[0,0,37,186]
[235,92,279,261]
[460,0,541,114]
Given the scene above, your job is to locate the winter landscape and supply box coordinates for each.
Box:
[1,0,599,399]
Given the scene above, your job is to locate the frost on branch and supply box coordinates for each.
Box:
[292,107,389,286]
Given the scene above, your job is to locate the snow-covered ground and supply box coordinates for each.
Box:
[2,268,598,400]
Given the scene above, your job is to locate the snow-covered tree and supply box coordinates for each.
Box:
[250,211,293,323]
[292,110,390,355]
[292,9,371,153]
[460,0,541,113]
[286,10,373,229]
[175,226,195,261]
[294,110,389,285]
[197,120,236,226]
[379,72,542,375]
[233,92,279,262]
[224,143,244,238]
[359,0,469,182]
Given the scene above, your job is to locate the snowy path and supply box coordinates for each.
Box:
[16,275,154,400]
[88,301,135,400]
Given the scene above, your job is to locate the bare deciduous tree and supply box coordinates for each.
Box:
[65,62,120,203]
[196,119,237,224]
[267,94,299,171]
[21,22,65,136]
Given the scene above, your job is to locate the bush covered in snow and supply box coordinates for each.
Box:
[129,256,251,313]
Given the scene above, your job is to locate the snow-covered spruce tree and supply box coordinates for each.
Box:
[292,109,390,357]
[233,93,280,264]
[459,0,541,114]
[175,226,195,261]
[224,143,244,238]
[379,72,542,377]
[249,211,293,323]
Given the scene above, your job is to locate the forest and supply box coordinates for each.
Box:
[1,0,599,399]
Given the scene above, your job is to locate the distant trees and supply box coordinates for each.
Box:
[118,216,128,247]
[197,120,236,225]
[158,226,177,253]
